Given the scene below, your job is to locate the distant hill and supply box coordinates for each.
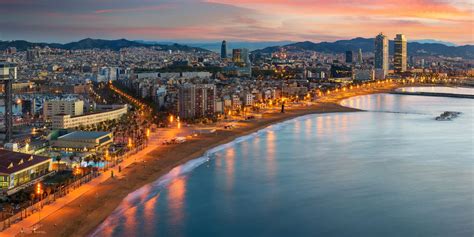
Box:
[410,39,457,47]
[254,37,474,59]
[137,40,295,52]
[0,38,208,52]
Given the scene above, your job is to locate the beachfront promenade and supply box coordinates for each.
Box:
[0,130,177,237]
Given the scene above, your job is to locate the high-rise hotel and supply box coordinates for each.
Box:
[374,33,389,79]
[394,34,407,73]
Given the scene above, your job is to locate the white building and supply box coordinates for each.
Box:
[52,105,127,129]
[243,93,254,106]
[43,100,84,121]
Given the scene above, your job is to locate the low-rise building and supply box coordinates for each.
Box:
[0,150,51,194]
[51,131,113,151]
[52,105,127,129]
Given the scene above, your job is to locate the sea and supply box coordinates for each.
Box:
[92,86,474,237]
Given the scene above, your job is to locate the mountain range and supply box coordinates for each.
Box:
[0,38,208,52]
[1,37,472,59]
[136,40,295,52]
[253,37,474,59]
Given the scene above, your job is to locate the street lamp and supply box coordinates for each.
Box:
[35,182,43,229]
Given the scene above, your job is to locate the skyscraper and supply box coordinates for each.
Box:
[374,33,389,78]
[345,51,353,63]
[221,40,227,59]
[357,48,363,64]
[394,34,407,73]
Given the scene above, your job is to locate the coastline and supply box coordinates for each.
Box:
[22,84,401,237]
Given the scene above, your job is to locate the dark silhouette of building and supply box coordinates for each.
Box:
[345,51,353,63]
[221,40,227,59]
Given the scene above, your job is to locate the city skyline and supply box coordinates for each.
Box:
[1,0,473,44]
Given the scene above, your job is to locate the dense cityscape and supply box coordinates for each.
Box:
[0,25,473,236]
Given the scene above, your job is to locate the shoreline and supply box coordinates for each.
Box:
[16,83,413,237]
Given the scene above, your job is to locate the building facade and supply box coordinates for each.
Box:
[51,131,113,151]
[0,150,51,194]
[43,99,84,121]
[374,33,389,78]
[178,84,216,119]
[221,40,227,59]
[52,105,127,129]
[394,34,407,73]
[345,51,353,63]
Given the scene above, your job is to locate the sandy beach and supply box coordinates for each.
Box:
[20,84,401,237]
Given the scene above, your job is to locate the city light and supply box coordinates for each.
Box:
[36,183,42,195]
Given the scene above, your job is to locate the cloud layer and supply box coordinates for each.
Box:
[0,0,472,44]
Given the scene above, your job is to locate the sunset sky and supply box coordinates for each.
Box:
[1,0,473,44]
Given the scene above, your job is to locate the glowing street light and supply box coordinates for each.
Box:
[36,183,42,195]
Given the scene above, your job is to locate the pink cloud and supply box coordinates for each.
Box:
[95,4,175,14]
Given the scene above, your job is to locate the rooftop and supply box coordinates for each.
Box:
[0,150,50,174]
[58,131,111,140]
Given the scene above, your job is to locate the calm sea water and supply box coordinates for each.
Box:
[93,87,474,237]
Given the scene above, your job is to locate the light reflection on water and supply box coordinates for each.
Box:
[398,86,474,95]
[93,91,474,237]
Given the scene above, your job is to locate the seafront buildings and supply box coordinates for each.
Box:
[0,33,471,230]
[178,84,216,119]
[394,34,408,73]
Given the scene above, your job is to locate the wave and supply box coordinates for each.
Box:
[90,113,319,236]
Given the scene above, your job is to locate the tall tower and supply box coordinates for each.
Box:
[394,34,407,73]
[374,33,389,77]
[357,48,363,64]
[0,62,17,144]
[345,51,353,63]
[220,40,227,59]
